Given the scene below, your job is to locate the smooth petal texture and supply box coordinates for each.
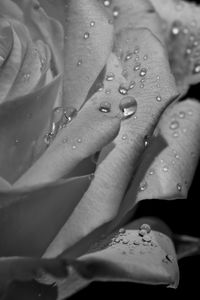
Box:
[14,99,121,188]
[0,175,92,257]
[0,257,67,296]
[0,0,23,21]
[0,75,61,183]
[45,27,178,257]
[150,0,200,92]
[173,234,200,260]
[13,0,64,75]
[119,99,200,220]
[99,0,164,44]
[62,0,113,109]
[0,177,11,191]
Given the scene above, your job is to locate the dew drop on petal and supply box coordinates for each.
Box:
[177,183,182,192]
[162,165,169,172]
[113,6,120,18]
[106,72,115,81]
[129,81,136,89]
[142,235,151,242]
[140,224,151,233]
[103,0,111,7]
[149,169,155,175]
[139,68,147,77]
[90,21,95,27]
[138,181,148,192]
[156,95,162,102]
[72,145,77,150]
[99,101,111,113]
[119,228,126,234]
[119,96,137,119]
[143,54,148,60]
[83,32,90,40]
[133,62,141,71]
[64,107,77,123]
[122,134,128,140]
[171,20,182,35]
[134,46,140,54]
[77,59,83,66]
[77,138,82,143]
[170,120,179,130]
[178,111,186,118]
[118,85,128,95]
[23,73,31,81]
[172,131,179,138]
[125,52,133,61]
[144,135,151,147]
[133,240,140,245]
[193,62,200,74]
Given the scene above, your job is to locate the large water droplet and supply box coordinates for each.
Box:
[134,46,140,54]
[142,235,151,242]
[119,228,126,234]
[170,120,179,130]
[119,96,137,119]
[99,101,111,113]
[140,224,151,233]
[77,59,83,66]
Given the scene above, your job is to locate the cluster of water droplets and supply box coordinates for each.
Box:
[44,106,77,146]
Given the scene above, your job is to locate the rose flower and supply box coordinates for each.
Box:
[0,0,200,299]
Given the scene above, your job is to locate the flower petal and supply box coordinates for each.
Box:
[14,100,121,188]
[0,175,92,257]
[150,0,200,92]
[120,99,200,220]
[45,27,178,257]
[62,0,114,109]
[0,0,23,21]
[0,75,61,183]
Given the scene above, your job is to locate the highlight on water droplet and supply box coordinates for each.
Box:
[99,101,111,113]
[106,72,115,81]
[162,165,169,172]
[169,120,179,130]
[129,81,136,90]
[118,85,128,95]
[156,95,162,102]
[121,134,128,140]
[119,96,137,119]
[139,68,147,77]
[0,55,5,66]
[140,224,151,233]
[134,46,140,54]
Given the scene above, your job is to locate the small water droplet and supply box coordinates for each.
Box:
[143,54,148,60]
[144,135,151,147]
[125,51,133,61]
[119,228,126,234]
[106,72,115,81]
[64,107,77,123]
[156,95,162,102]
[44,133,53,145]
[72,145,77,150]
[23,73,31,81]
[166,254,174,263]
[193,62,200,74]
[129,81,136,89]
[163,165,169,172]
[118,85,128,95]
[172,131,179,138]
[83,32,90,40]
[177,183,182,192]
[139,181,148,192]
[119,96,138,119]
[105,88,111,94]
[15,138,20,144]
[63,138,68,143]
[122,134,128,140]
[149,169,155,175]
[103,0,111,7]
[77,138,82,143]
[90,21,95,27]
[89,173,95,181]
[134,46,140,54]
[140,224,151,233]
[133,62,141,71]
[142,235,151,242]
[170,120,179,130]
[99,101,111,113]
[139,68,147,77]
[77,59,83,66]
[178,111,186,118]
[139,229,147,237]
[188,110,193,116]
[171,20,182,35]
[113,6,120,18]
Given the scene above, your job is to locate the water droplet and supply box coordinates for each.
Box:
[119,96,138,119]
[99,101,111,113]
[133,62,141,71]
[172,131,179,138]
[118,85,128,95]
[156,95,162,102]
[140,224,151,233]
[72,145,77,150]
[113,6,120,18]
[135,55,139,61]
[105,88,111,94]
[133,240,140,245]
[139,181,148,192]
[139,229,147,237]
[15,138,20,144]
[143,54,148,60]
[106,72,115,81]
[90,21,95,27]
[44,133,53,145]
[178,111,186,118]
[119,228,126,234]
[171,20,182,35]
[122,134,128,140]
[149,169,155,175]
[139,68,147,77]
[113,237,121,243]
[77,59,83,66]
[134,46,140,54]
[144,135,151,147]
[63,138,68,143]
[177,183,182,192]
[193,62,200,74]
[64,107,77,123]
[186,48,192,55]
[170,120,179,130]
[125,52,133,61]
[142,235,151,242]
[129,81,136,89]
[103,0,111,7]
[188,110,193,116]
[23,73,31,81]
[163,165,169,172]
[166,254,174,263]
[83,32,90,40]
[77,138,82,143]
[122,238,129,244]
